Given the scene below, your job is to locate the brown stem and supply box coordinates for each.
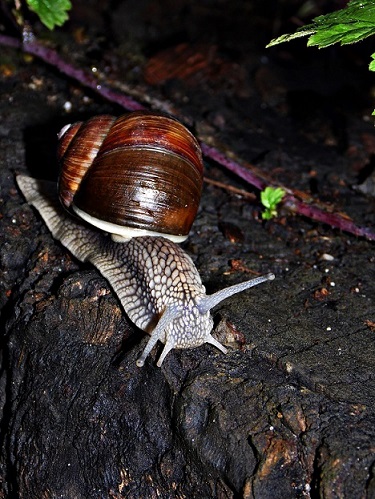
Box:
[203,176,257,201]
[1,33,374,241]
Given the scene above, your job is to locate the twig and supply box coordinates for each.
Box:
[283,195,374,240]
[1,33,374,241]
[201,144,267,191]
[203,176,257,201]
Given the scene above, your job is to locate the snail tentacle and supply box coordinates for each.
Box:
[197,273,275,314]
[136,306,182,367]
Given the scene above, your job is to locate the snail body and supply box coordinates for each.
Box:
[17,111,274,367]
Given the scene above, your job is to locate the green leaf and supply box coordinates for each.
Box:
[307,24,375,47]
[261,209,274,220]
[369,53,375,71]
[260,187,285,219]
[26,0,72,30]
[267,0,375,49]
[261,187,285,209]
[267,29,316,46]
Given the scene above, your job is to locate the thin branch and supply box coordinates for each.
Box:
[1,33,374,241]
[203,176,257,201]
[283,195,374,240]
[201,144,267,191]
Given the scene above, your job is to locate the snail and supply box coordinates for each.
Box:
[16,111,275,367]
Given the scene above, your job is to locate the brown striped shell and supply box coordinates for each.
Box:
[57,111,203,242]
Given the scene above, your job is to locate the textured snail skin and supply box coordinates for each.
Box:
[16,175,274,367]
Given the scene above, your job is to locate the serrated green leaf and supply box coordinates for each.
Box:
[267,29,316,47]
[260,188,272,209]
[260,187,285,211]
[308,23,375,47]
[369,53,375,71]
[27,0,72,30]
[267,0,375,49]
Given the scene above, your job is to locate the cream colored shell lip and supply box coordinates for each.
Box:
[72,204,188,243]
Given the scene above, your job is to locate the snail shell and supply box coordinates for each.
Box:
[57,111,203,243]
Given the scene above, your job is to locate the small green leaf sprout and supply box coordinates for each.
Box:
[260,187,286,220]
